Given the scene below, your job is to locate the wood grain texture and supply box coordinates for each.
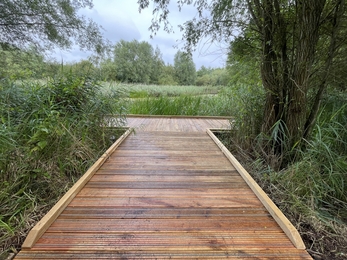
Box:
[125,116,231,132]
[207,129,306,250]
[16,117,311,259]
[20,128,133,249]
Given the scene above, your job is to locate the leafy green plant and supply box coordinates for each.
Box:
[127,94,234,116]
[0,75,125,257]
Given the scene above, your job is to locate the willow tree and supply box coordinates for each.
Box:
[139,0,347,165]
[0,0,106,53]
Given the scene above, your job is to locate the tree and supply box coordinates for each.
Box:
[196,66,229,86]
[158,64,178,85]
[226,35,261,86]
[174,51,196,85]
[196,66,212,86]
[99,58,118,81]
[138,0,347,166]
[113,40,164,84]
[63,59,96,77]
[0,0,106,53]
[151,46,165,84]
[0,46,46,79]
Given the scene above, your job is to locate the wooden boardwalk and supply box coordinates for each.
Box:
[16,116,312,259]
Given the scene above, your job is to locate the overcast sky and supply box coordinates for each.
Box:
[52,0,228,69]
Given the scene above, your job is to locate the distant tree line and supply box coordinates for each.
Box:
[0,40,229,86]
[98,39,229,86]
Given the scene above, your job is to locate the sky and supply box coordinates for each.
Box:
[52,0,228,69]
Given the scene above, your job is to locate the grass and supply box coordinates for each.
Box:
[0,76,125,259]
[126,94,234,116]
[102,84,242,117]
[100,82,232,117]
[100,82,223,98]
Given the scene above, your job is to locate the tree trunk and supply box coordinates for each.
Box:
[260,0,288,159]
[285,0,325,147]
[255,0,329,167]
[304,0,345,139]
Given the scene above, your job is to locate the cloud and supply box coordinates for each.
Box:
[81,4,141,42]
[51,0,227,68]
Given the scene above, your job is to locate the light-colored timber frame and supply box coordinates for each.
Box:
[22,128,134,249]
[207,128,306,250]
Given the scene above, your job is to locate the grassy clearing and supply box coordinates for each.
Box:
[0,76,125,259]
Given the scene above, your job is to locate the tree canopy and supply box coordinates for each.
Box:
[0,0,106,53]
[0,46,45,79]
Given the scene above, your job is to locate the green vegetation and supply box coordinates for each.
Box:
[215,82,347,259]
[100,82,232,116]
[110,40,164,84]
[0,39,230,88]
[0,0,106,53]
[1,0,347,259]
[196,66,230,86]
[140,0,347,165]
[96,39,229,86]
[173,51,196,86]
[101,82,222,97]
[0,75,125,258]
[127,94,233,116]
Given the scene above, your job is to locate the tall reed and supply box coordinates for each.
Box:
[0,75,125,257]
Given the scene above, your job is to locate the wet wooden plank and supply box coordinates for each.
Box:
[47,217,281,232]
[33,232,294,250]
[125,116,231,132]
[84,181,249,189]
[96,168,240,176]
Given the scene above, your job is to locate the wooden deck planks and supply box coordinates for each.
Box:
[126,116,232,132]
[16,117,312,259]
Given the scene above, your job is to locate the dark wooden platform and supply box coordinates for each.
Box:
[15,116,312,259]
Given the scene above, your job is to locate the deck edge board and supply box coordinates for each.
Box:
[21,128,133,249]
[206,128,306,250]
